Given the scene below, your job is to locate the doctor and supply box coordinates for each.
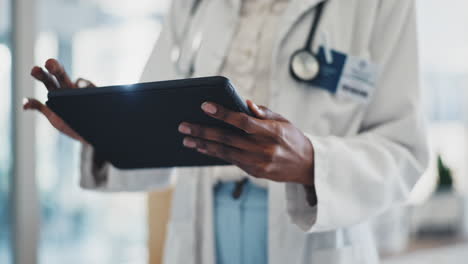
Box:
[25,0,429,263]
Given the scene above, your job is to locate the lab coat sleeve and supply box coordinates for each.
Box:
[285,0,430,232]
[80,144,173,192]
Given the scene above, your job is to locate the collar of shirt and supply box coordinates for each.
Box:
[241,0,290,15]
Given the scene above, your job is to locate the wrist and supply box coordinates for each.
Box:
[299,136,315,186]
[297,165,314,186]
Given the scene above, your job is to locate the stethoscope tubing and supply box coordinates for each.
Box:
[289,1,327,82]
[173,0,327,81]
[303,1,326,53]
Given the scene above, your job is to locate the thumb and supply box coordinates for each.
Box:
[246,100,287,121]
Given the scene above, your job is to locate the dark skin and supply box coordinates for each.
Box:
[23,59,91,144]
[24,59,316,187]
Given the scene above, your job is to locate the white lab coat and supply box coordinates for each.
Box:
[80,0,429,263]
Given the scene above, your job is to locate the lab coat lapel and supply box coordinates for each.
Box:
[269,0,325,108]
[194,0,241,76]
[275,0,325,48]
[268,1,325,262]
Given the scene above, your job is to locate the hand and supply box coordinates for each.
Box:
[178,100,315,186]
[23,58,94,145]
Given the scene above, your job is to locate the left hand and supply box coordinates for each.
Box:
[178,100,315,186]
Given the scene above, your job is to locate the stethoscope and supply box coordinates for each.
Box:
[289,1,326,82]
[171,0,327,82]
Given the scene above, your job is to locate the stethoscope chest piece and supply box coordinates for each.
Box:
[289,1,327,83]
[290,49,320,82]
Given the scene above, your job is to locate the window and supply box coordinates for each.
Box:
[0,0,13,263]
[415,0,468,196]
[418,0,468,123]
[35,0,170,263]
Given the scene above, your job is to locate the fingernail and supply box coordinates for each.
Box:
[254,104,266,116]
[22,98,30,110]
[197,148,207,154]
[257,106,265,115]
[178,123,191,134]
[183,138,197,148]
[202,102,217,114]
[252,102,259,111]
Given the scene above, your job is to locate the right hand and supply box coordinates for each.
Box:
[23,58,95,145]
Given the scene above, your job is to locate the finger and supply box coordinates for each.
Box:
[182,136,250,165]
[75,78,96,88]
[23,98,54,119]
[246,100,287,122]
[45,58,75,89]
[201,102,271,135]
[23,98,87,143]
[178,122,259,151]
[31,66,60,91]
[23,98,65,131]
[247,99,266,119]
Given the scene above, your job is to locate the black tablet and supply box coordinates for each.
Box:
[46,76,252,169]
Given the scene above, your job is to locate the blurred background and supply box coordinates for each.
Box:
[1,0,468,263]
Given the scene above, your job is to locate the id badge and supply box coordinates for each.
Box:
[336,55,380,104]
[308,46,379,104]
[308,47,346,94]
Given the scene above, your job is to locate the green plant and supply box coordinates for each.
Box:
[437,154,453,191]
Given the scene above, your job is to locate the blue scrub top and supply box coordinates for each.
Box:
[214,181,268,264]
